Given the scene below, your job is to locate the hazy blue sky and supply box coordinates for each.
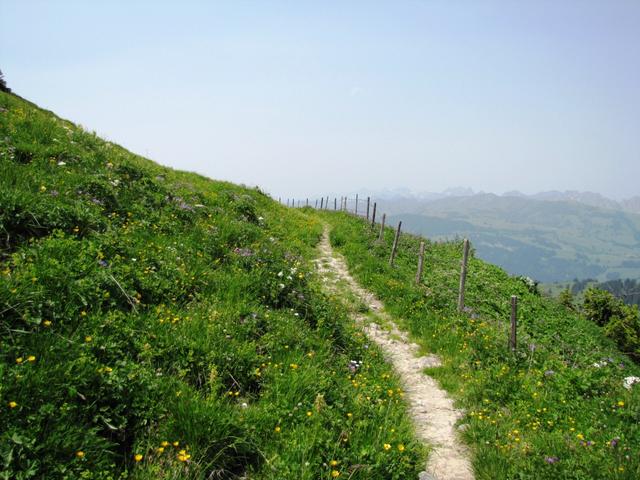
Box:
[2,1,639,199]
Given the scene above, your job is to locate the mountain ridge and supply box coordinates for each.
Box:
[355,187,640,215]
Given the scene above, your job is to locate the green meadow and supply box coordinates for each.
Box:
[321,212,640,479]
[2,91,639,480]
[0,92,422,480]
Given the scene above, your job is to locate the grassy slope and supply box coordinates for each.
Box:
[0,92,423,480]
[322,212,640,480]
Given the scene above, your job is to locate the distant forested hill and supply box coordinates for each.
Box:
[384,193,640,283]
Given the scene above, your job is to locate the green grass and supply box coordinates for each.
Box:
[0,92,424,479]
[320,211,640,480]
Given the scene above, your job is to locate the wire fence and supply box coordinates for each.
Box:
[275,193,522,353]
[277,195,374,218]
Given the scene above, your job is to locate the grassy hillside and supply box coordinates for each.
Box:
[0,92,424,479]
[322,212,640,479]
[384,193,640,282]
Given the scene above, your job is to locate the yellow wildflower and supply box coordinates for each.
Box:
[331,471,340,478]
[161,441,169,447]
[8,401,17,408]
[383,443,391,451]
[16,357,23,364]
[27,355,36,363]
[134,454,143,462]
[398,444,405,452]
[76,451,85,458]
[274,426,281,433]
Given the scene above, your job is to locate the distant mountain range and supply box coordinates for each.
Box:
[364,188,640,215]
[369,189,640,283]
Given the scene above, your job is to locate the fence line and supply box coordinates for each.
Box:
[279,195,375,218]
[277,193,519,354]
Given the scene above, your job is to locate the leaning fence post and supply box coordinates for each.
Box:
[415,241,425,284]
[378,213,386,242]
[371,202,377,227]
[366,197,370,220]
[510,296,518,351]
[334,197,337,210]
[457,239,470,312]
[389,221,402,266]
[315,199,318,209]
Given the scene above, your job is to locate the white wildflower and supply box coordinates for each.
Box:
[623,376,640,390]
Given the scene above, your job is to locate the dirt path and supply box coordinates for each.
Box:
[314,227,474,480]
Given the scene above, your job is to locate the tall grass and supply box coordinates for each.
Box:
[0,92,423,479]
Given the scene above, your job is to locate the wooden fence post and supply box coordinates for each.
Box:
[334,197,337,210]
[371,202,377,227]
[457,239,470,312]
[378,213,386,242]
[415,241,425,284]
[366,197,370,220]
[389,221,402,266]
[355,194,359,215]
[306,198,309,207]
[326,196,329,210]
[320,197,324,209]
[287,199,290,207]
[510,296,518,351]
[315,199,318,208]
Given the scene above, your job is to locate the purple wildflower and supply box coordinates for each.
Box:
[544,370,555,377]
[98,260,108,267]
[233,247,253,257]
[544,456,559,464]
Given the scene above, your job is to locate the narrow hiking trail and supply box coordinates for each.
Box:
[314,227,474,480]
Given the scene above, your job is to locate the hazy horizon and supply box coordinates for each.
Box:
[2,1,639,200]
